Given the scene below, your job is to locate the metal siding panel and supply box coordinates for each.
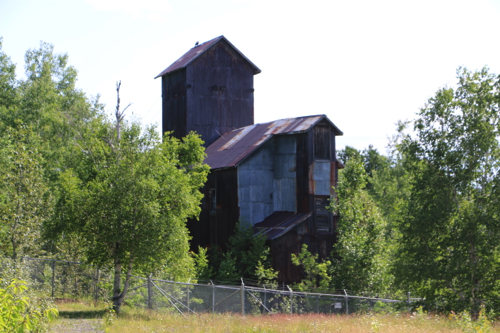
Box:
[273,136,296,212]
[313,161,331,195]
[238,141,274,225]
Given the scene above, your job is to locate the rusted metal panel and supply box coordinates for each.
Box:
[312,161,331,195]
[155,36,261,78]
[205,115,340,169]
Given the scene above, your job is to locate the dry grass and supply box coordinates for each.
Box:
[106,307,500,333]
[50,301,500,333]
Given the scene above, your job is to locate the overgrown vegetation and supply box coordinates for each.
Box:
[197,222,277,285]
[2,36,500,321]
[0,278,58,332]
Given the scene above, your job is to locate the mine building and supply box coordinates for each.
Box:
[155,36,343,283]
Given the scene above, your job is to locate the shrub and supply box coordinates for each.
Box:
[0,278,58,332]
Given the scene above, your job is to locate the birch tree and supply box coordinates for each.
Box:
[395,67,500,315]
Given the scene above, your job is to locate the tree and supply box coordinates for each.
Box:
[204,222,277,284]
[0,40,103,183]
[0,125,52,260]
[395,67,500,315]
[329,153,392,295]
[0,37,17,113]
[291,244,331,292]
[48,83,209,313]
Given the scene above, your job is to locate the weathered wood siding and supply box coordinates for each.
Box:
[188,169,239,250]
[185,40,255,147]
[161,69,187,139]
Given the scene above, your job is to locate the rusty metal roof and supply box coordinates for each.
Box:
[155,35,261,79]
[254,212,312,240]
[204,115,343,169]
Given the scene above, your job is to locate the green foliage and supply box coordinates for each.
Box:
[0,278,58,333]
[0,37,17,112]
[0,39,103,263]
[48,113,209,311]
[395,67,500,315]
[203,222,277,284]
[291,244,331,292]
[449,304,492,333]
[0,126,53,259]
[330,153,392,295]
[191,247,212,280]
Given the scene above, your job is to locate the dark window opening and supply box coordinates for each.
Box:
[315,196,332,233]
[314,125,331,160]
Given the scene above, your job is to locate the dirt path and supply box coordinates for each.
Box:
[49,319,104,333]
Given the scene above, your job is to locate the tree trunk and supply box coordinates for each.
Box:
[112,257,122,313]
[112,257,134,314]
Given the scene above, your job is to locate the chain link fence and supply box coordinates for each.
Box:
[127,277,409,316]
[5,258,412,315]
[1,257,114,302]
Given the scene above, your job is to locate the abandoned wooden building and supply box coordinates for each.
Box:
[155,36,344,283]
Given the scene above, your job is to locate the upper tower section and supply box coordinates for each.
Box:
[155,36,261,147]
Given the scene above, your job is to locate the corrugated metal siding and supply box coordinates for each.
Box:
[312,161,331,195]
[273,136,296,212]
[238,140,274,225]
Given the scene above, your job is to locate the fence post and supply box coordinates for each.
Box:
[263,285,267,314]
[51,259,56,298]
[407,292,411,313]
[147,274,153,309]
[241,278,245,316]
[186,278,191,313]
[344,289,348,315]
[211,280,215,314]
[94,268,100,304]
[287,285,293,315]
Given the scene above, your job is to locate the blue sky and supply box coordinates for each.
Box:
[2,0,500,153]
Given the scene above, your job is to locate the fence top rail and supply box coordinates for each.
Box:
[145,277,404,302]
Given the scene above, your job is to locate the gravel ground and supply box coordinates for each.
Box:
[49,319,104,333]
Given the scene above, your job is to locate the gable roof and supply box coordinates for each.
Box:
[154,35,261,79]
[204,115,343,170]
